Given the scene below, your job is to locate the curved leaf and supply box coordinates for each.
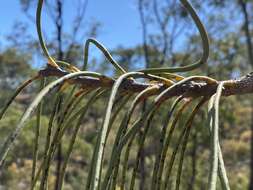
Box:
[0,71,102,167]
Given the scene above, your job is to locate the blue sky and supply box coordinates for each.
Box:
[0,0,142,50]
[1,0,234,70]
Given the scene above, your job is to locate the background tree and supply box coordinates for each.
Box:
[1,0,253,189]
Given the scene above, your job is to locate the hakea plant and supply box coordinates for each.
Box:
[1,0,253,189]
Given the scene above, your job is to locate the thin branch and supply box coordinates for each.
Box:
[39,66,253,98]
[138,0,151,68]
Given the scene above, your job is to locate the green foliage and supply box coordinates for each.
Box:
[0,0,253,190]
[0,48,34,90]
